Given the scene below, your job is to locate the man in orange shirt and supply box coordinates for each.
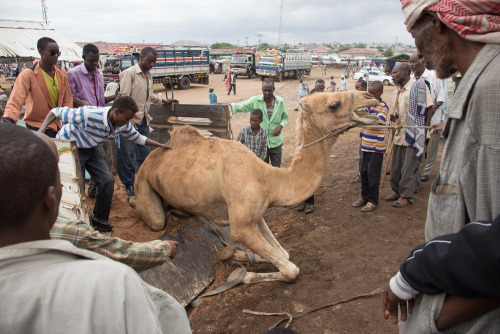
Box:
[1,37,73,137]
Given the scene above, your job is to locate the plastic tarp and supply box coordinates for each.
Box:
[0,20,82,62]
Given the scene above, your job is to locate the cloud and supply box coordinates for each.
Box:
[2,0,415,46]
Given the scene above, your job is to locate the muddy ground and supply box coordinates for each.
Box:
[104,67,440,334]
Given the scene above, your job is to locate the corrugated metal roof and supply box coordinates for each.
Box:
[0,19,82,61]
[75,42,164,55]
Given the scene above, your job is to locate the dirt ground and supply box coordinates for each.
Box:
[105,67,441,333]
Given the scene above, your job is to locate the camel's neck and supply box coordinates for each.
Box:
[269,120,337,206]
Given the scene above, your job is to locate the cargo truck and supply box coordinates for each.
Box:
[102,47,210,90]
[229,52,257,79]
[256,49,312,82]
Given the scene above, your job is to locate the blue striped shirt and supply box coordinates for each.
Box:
[52,106,147,148]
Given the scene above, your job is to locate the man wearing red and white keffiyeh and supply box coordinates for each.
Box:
[382,1,500,333]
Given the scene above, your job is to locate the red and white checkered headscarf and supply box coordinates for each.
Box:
[401,0,500,43]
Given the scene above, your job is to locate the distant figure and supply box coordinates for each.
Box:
[236,108,267,161]
[322,63,327,75]
[105,79,119,97]
[328,75,337,92]
[344,67,349,79]
[295,78,309,111]
[338,75,348,91]
[209,87,217,104]
[227,72,236,95]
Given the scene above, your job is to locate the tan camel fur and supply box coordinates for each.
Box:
[135,91,379,284]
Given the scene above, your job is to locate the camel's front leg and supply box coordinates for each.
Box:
[230,222,299,284]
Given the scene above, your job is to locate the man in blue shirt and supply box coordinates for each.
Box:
[38,96,170,231]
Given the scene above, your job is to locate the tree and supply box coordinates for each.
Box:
[354,43,367,48]
[377,46,384,52]
[210,42,238,49]
[383,48,394,57]
[258,42,274,50]
[338,44,352,52]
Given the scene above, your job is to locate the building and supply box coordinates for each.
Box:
[338,48,382,59]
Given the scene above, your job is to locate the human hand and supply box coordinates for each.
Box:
[272,125,283,136]
[431,120,446,132]
[390,114,397,123]
[166,240,179,258]
[163,98,179,105]
[382,284,414,324]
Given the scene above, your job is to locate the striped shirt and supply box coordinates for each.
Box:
[236,125,268,161]
[52,106,147,148]
[50,219,172,272]
[361,100,388,154]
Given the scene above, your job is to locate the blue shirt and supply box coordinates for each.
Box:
[209,92,217,104]
[52,106,147,148]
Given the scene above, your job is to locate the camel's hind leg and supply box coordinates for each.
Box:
[230,218,299,284]
[135,177,166,231]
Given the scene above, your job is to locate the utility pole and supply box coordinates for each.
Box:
[257,33,263,49]
[41,0,49,26]
[393,36,398,55]
[245,36,249,46]
[278,0,284,45]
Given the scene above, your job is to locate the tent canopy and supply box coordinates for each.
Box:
[0,20,82,62]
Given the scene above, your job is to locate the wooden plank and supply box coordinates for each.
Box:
[55,139,90,224]
[140,217,231,307]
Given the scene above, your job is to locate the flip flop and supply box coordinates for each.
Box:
[392,198,412,207]
[297,202,306,211]
[304,204,315,214]
[384,194,398,201]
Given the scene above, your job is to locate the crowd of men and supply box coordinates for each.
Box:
[0,0,499,331]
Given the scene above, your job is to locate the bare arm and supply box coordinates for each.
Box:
[145,138,171,149]
[436,296,500,331]
[38,111,58,133]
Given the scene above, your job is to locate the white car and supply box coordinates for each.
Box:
[353,70,393,85]
[352,67,379,80]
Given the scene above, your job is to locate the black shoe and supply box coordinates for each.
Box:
[126,185,135,197]
[90,215,113,232]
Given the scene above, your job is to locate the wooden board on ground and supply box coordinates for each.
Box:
[149,103,232,143]
[140,217,231,307]
[55,139,90,224]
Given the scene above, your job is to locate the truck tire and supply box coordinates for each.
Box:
[177,77,190,90]
[306,69,311,75]
[383,79,390,86]
[162,79,173,89]
[261,76,265,81]
[277,72,283,82]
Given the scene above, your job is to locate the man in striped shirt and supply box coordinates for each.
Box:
[38,96,170,231]
[352,81,388,212]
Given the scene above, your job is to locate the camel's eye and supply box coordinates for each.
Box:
[328,102,340,112]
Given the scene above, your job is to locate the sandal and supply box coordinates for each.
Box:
[350,174,361,184]
[297,202,306,211]
[304,204,315,214]
[392,198,412,208]
[352,197,367,207]
[384,194,399,201]
[361,202,379,212]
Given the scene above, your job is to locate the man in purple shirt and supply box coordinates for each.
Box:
[68,43,116,107]
[68,43,117,198]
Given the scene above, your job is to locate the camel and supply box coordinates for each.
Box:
[134,91,379,284]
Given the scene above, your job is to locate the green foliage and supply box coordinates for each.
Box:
[338,44,352,52]
[377,46,384,52]
[323,43,334,49]
[210,42,238,49]
[383,48,394,57]
[258,42,275,50]
[354,43,367,48]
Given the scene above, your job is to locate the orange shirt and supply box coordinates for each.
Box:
[4,63,73,132]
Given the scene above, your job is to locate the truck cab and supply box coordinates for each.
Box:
[230,53,256,79]
[102,55,139,83]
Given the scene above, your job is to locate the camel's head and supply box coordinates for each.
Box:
[298,91,380,134]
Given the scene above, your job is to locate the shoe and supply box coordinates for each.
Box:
[304,204,315,214]
[419,175,429,182]
[384,194,399,201]
[352,197,367,207]
[297,202,306,211]
[294,108,298,111]
[361,202,379,212]
[90,215,114,232]
[126,185,135,197]
[392,198,412,208]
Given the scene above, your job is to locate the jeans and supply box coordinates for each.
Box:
[265,145,282,167]
[78,147,114,223]
[360,151,383,205]
[25,123,58,138]
[117,117,151,187]
[228,84,236,95]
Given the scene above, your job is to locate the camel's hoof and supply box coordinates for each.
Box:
[128,196,137,208]
[220,245,236,261]
[227,268,245,284]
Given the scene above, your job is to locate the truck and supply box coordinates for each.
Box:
[229,52,257,79]
[102,46,210,90]
[256,49,312,82]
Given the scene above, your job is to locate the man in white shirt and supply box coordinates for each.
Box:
[0,123,191,334]
[295,78,308,111]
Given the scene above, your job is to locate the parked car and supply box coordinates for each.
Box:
[366,71,393,85]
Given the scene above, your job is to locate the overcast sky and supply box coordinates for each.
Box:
[3,0,415,47]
